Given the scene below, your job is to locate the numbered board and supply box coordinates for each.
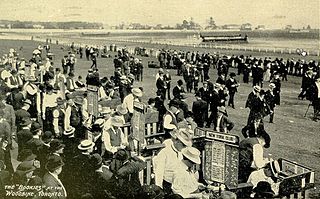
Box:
[194,127,239,189]
[132,101,146,143]
[87,85,98,117]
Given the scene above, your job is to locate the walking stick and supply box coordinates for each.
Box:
[304,103,312,117]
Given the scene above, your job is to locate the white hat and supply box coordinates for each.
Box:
[253,85,261,92]
[131,88,143,97]
[63,126,75,136]
[78,140,95,150]
[182,147,201,164]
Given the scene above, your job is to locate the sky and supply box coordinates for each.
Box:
[0,0,319,29]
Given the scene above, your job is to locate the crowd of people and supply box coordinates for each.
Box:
[0,40,319,199]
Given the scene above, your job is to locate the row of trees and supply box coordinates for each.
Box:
[0,20,103,29]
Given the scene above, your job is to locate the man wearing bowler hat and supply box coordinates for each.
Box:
[206,83,223,128]
[245,86,265,125]
[88,153,113,198]
[226,72,239,109]
[264,83,277,123]
[17,118,33,160]
[153,128,192,195]
[25,122,43,158]
[15,99,31,132]
[43,155,67,199]
[192,92,208,128]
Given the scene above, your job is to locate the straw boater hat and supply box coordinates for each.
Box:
[181,147,201,164]
[111,116,125,127]
[131,88,143,97]
[116,104,128,115]
[78,140,95,151]
[269,83,276,89]
[63,126,75,136]
[253,85,261,93]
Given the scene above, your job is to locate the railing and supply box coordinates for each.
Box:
[32,37,320,57]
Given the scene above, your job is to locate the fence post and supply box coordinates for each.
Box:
[289,49,291,54]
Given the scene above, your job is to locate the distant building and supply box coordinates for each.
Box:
[241,23,252,30]
[222,24,241,30]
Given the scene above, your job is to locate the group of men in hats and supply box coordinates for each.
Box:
[0,43,153,199]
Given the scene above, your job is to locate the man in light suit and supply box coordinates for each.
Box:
[43,155,67,199]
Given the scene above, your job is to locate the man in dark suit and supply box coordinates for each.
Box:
[271,73,281,105]
[172,79,185,99]
[192,93,208,128]
[264,83,276,123]
[226,73,239,109]
[206,83,223,128]
[43,156,67,199]
[176,94,189,117]
[70,140,94,197]
[183,64,193,92]
[245,86,266,125]
[15,99,31,132]
[89,154,113,198]
[156,73,167,100]
[197,81,211,104]
[25,122,43,158]
[298,70,314,100]
[17,118,33,161]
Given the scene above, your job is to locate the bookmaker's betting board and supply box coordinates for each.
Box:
[194,128,240,189]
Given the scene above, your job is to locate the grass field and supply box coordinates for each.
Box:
[1,39,319,197]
